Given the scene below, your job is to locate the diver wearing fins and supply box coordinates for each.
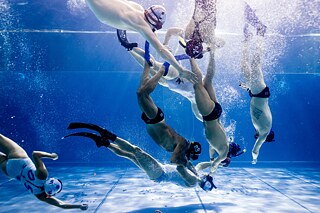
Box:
[63,122,216,192]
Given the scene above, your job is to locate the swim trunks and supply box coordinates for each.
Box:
[141,107,164,124]
[202,102,222,121]
[249,86,270,98]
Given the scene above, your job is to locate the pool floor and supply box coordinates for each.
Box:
[0,162,319,213]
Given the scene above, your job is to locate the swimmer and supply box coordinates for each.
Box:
[85,0,197,83]
[0,134,88,210]
[63,122,216,191]
[239,3,274,164]
[117,29,202,121]
[189,51,229,175]
[137,61,201,174]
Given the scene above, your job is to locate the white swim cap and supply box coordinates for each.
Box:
[145,5,166,30]
[44,178,62,196]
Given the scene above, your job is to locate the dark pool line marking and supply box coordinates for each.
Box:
[242,168,313,213]
[194,188,207,213]
[94,170,126,213]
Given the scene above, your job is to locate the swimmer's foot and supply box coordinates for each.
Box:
[251,159,257,164]
[256,24,267,37]
[252,152,258,164]
[116,29,138,51]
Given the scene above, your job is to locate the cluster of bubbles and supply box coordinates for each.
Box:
[66,0,87,15]
[0,0,13,71]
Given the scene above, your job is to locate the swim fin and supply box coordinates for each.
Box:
[67,122,117,142]
[116,29,138,51]
[63,132,109,148]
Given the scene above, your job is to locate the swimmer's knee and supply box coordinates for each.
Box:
[132,146,143,154]
[136,87,148,99]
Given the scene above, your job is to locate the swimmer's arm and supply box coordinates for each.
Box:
[141,28,197,83]
[32,151,58,179]
[163,27,184,45]
[176,165,200,187]
[195,162,211,171]
[36,193,88,210]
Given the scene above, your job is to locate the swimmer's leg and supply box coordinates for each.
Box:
[244,2,267,36]
[189,58,214,116]
[195,161,211,171]
[0,134,28,159]
[241,37,251,86]
[250,37,267,92]
[109,137,164,180]
[137,62,164,120]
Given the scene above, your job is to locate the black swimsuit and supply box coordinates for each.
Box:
[141,107,165,124]
[249,86,270,98]
[202,102,222,121]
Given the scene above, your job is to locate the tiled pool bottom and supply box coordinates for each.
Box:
[0,162,319,213]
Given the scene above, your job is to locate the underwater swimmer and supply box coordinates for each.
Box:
[117,29,203,121]
[239,2,274,164]
[63,122,216,192]
[189,52,229,175]
[0,134,87,210]
[137,61,202,173]
[85,0,197,83]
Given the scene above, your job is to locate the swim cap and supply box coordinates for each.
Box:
[187,141,201,160]
[199,175,216,191]
[228,142,241,157]
[44,178,62,196]
[254,129,275,143]
[185,39,204,59]
[145,5,166,30]
[221,157,231,167]
[265,130,275,142]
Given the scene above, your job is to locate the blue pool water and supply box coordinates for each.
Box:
[0,0,319,212]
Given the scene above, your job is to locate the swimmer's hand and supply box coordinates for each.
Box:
[180,69,198,84]
[80,204,88,211]
[51,153,58,160]
[239,81,249,90]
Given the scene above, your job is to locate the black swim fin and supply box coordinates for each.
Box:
[67,122,117,142]
[116,29,138,51]
[63,132,109,148]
